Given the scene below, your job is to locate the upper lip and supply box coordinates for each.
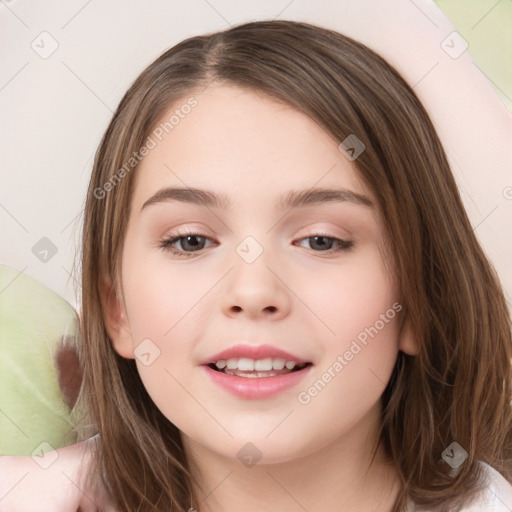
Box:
[200,343,311,365]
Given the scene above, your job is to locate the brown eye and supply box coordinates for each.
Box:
[295,235,353,253]
[159,232,214,256]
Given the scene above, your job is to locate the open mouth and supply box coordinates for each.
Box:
[207,361,312,378]
[202,355,314,398]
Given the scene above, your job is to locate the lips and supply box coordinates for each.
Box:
[199,343,313,399]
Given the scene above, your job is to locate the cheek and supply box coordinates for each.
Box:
[122,246,212,343]
[299,249,400,346]
[296,248,401,403]
[120,248,214,424]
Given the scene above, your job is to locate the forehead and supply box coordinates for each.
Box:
[132,84,372,209]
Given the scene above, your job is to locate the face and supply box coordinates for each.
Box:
[103,84,417,466]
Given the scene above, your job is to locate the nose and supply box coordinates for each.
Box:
[220,249,292,321]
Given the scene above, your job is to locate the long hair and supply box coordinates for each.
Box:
[73,19,512,511]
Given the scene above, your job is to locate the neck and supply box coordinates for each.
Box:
[183,405,401,512]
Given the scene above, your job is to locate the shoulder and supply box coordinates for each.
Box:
[410,462,512,512]
[459,462,512,511]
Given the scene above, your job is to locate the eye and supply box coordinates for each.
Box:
[294,234,353,254]
[159,231,353,258]
[159,231,216,257]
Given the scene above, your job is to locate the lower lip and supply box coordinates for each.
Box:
[201,364,313,399]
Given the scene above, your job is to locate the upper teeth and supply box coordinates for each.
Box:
[215,358,299,371]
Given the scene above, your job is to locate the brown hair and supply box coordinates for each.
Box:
[73,19,512,511]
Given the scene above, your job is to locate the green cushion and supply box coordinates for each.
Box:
[0,264,79,456]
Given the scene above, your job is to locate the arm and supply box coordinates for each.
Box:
[0,437,115,512]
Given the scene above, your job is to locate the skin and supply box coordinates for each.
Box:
[0,437,115,512]
[100,84,418,511]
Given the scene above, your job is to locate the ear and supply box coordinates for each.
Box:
[98,275,134,359]
[397,317,419,356]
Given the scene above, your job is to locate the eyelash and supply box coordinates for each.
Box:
[158,230,354,257]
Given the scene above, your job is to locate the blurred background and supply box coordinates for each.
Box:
[435,0,511,112]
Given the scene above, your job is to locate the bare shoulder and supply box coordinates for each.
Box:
[0,436,114,512]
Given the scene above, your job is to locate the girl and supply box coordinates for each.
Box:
[2,19,512,512]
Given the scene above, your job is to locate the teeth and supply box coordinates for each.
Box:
[214,358,300,371]
[226,358,238,370]
[272,359,286,370]
[237,358,254,371]
[254,358,273,371]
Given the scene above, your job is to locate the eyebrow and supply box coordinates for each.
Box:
[140,185,373,212]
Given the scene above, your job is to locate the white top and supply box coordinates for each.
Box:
[411,462,512,511]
